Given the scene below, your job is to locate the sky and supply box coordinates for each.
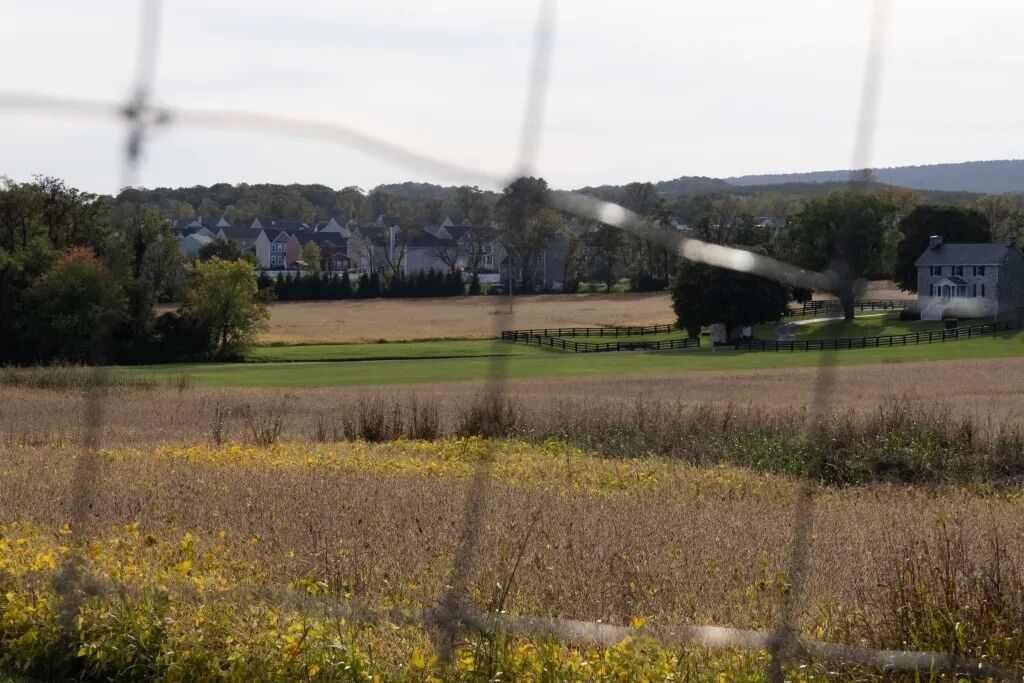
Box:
[1,0,1023,196]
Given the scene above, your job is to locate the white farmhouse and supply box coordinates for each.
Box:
[914,235,1024,320]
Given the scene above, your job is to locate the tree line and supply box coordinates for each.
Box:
[0,173,1012,364]
[260,268,470,301]
[0,176,266,364]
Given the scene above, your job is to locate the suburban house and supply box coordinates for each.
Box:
[170,212,574,289]
[250,218,313,234]
[172,216,229,237]
[215,225,261,253]
[178,231,212,258]
[452,225,501,273]
[288,232,349,271]
[346,224,458,276]
[254,229,292,269]
[914,235,1024,320]
[315,217,356,237]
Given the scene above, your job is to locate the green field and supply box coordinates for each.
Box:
[249,339,537,363]
[120,310,1023,388]
[129,329,1024,387]
[793,312,979,340]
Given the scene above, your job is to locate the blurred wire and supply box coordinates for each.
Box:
[767,1,891,680]
[435,0,558,665]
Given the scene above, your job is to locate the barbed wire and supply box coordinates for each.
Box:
[1,0,1018,679]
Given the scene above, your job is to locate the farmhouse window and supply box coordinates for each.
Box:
[974,265,986,276]
[930,265,942,276]
[929,284,934,296]
[982,283,986,297]
[952,266,964,276]
[973,284,977,297]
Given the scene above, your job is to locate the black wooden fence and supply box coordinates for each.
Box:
[783,298,910,317]
[507,334,700,352]
[501,323,676,339]
[501,324,700,353]
[736,320,1023,352]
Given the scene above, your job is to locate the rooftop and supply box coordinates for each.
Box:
[915,240,1018,267]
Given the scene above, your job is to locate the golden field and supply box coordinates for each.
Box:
[257,282,914,344]
[256,292,676,344]
[2,435,1023,680]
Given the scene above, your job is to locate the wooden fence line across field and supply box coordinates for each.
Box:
[784,298,910,317]
[736,320,1024,352]
[503,330,700,353]
[501,323,677,339]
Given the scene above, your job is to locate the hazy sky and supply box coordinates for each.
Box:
[1,0,1022,195]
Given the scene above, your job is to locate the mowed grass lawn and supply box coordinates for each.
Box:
[794,311,982,340]
[129,328,1024,387]
[249,338,538,363]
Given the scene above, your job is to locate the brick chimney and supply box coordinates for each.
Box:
[928,235,944,249]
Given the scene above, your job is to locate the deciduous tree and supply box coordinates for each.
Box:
[671,253,791,340]
[180,258,268,358]
[893,205,991,292]
[776,191,894,321]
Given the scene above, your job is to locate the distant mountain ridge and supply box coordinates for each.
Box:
[370,160,1021,202]
[724,160,1024,194]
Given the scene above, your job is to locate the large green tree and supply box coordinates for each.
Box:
[671,253,791,340]
[497,177,560,291]
[27,247,127,362]
[893,205,991,292]
[180,258,268,358]
[777,191,894,321]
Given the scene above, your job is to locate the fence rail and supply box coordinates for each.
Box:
[503,329,700,352]
[501,323,676,339]
[736,320,1023,352]
[784,298,911,317]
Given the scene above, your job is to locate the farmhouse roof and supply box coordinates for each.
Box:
[915,242,1018,267]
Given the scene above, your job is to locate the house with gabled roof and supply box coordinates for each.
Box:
[915,235,1024,320]
[250,218,312,234]
[346,224,460,276]
[374,214,400,228]
[178,232,213,258]
[172,216,230,237]
[287,232,349,271]
[254,229,293,269]
[216,225,262,251]
[315,217,354,238]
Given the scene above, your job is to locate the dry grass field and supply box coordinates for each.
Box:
[256,282,914,344]
[813,279,913,302]
[5,356,1024,445]
[257,292,677,343]
[157,282,913,345]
